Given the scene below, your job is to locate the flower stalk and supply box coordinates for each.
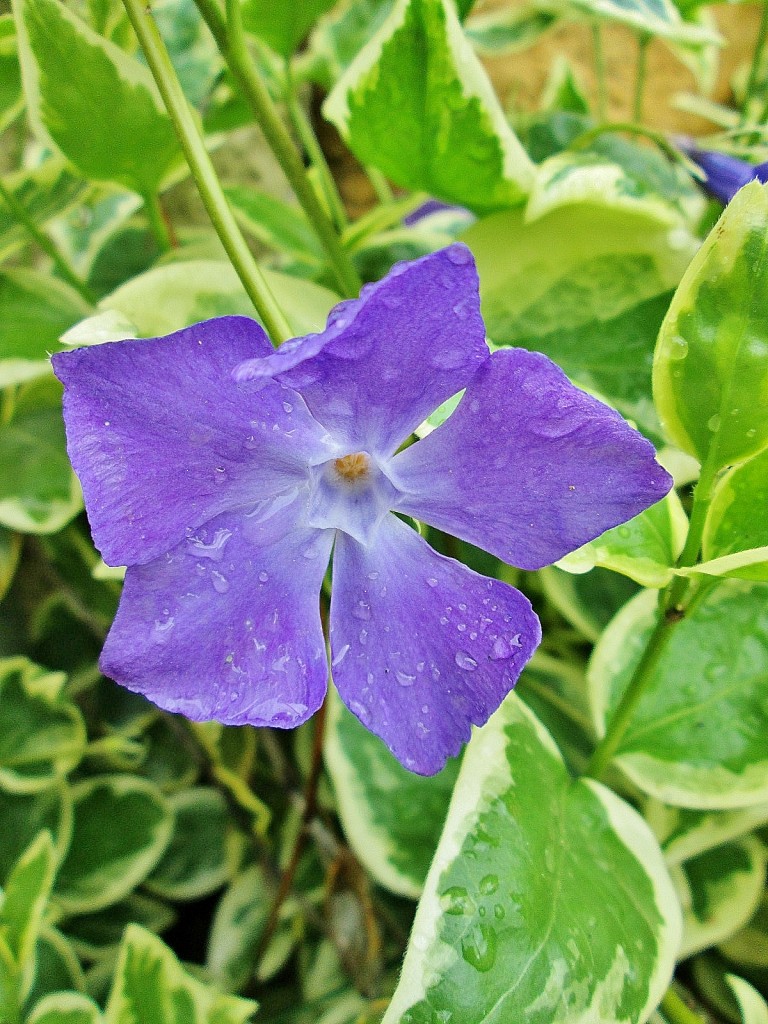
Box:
[121,0,293,345]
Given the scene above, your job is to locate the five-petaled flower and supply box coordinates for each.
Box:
[52,245,671,775]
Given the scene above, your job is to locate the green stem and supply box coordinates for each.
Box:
[284,59,349,230]
[121,0,292,344]
[633,33,650,125]
[591,22,608,122]
[743,2,768,123]
[198,0,361,298]
[0,177,95,304]
[143,191,174,251]
[367,166,394,204]
[660,988,708,1024]
[663,451,720,613]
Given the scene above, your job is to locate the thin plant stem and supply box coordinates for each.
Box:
[255,697,329,966]
[198,0,362,298]
[143,191,174,251]
[121,0,293,344]
[633,32,651,125]
[660,987,708,1024]
[743,2,768,123]
[367,166,394,204]
[284,59,349,230]
[591,22,608,121]
[568,121,706,180]
[0,177,95,304]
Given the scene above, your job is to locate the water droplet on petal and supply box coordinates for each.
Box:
[455,651,478,671]
[446,245,471,266]
[395,670,416,687]
[332,644,350,667]
[211,571,229,593]
[282,401,293,413]
[426,577,438,588]
[353,600,371,621]
[258,570,269,583]
[349,700,369,724]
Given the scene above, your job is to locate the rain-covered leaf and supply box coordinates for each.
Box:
[653,181,768,473]
[383,696,680,1024]
[589,582,768,808]
[558,490,688,587]
[324,0,535,214]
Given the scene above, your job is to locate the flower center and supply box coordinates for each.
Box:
[334,452,371,482]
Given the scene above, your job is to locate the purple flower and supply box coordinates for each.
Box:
[52,245,671,775]
[681,144,768,205]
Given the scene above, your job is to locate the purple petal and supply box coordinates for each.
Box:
[329,514,540,775]
[52,317,335,566]
[234,245,489,458]
[100,502,334,728]
[681,145,757,205]
[390,348,672,571]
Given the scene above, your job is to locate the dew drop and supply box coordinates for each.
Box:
[395,670,416,687]
[455,651,478,671]
[211,571,229,593]
[490,637,514,661]
[258,570,269,583]
[213,466,227,485]
[352,600,371,621]
[479,873,499,895]
[432,348,466,370]
[349,700,370,724]
[461,923,497,972]
[668,335,689,360]
[332,644,350,667]
[367,571,380,580]
[441,886,475,916]
[426,577,438,588]
[282,401,293,413]
[707,413,722,433]
[446,245,471,266]
[359,628,368,644]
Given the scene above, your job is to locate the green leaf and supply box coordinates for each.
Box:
[704,447,768,559]
[653,803,768,865]
[307,0,395,87]
[0,16,24,133]
[152,0,220,107]
[675,838,766,958]
[589,582,768,808]
[224,185,324,267]
[206,864,271,993]
[462,206,696,437]
[64,893,176,961]
[726,976,768,1024]
[242,0,337,57]
[1,832,56,975]
[382,695,680,1024]
[145,788,239,902]
[93,259,339,339]
[0,268,92,388]
[653,181,768,473]
[323,0,535,214]
[720,894,768,969]
[0,376,82,534]
[0,787,72,885]
[0,527,21,602]
[527,151,693,227]
[0,658,86,794]
[567,0,719,44]
[558,491,688,587]
[25,926,86,1006]
[325,688,460,898]
[678,546,768,582]
[463,4,560,56]
[27,992,103,1024]
[13,0,181,193]
[53,776,173,914]
[105,924,256,1024]
[0,159,87,264]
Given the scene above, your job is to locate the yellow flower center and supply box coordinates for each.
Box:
[334,452,371,482]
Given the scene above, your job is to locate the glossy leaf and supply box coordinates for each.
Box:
[224,185,324,267]
[383,696,680,1024]
[654,803,768,865]
[0,831,56,982]
[463,206,696,437]
[53,775,173,914]
[675,838,766,957]
[145,787,238,901]
[704,447,768,559]
[13,0,181,193]
[589,582,768,808]
[206,864,272,993]
[653,181,768,473]
[558,490,688,587]
[0,159,86,263]
[540,564,640,643]
[65,893,176,960]
[105,924,257,1024]
[0,376,83,534]
[0,658,86,794]
[307,0,395,87]
[0,268,92,388]
[325,688,460,898]
[25,925,85,1006]
[324,0,535,214]
[678,546,768,582]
